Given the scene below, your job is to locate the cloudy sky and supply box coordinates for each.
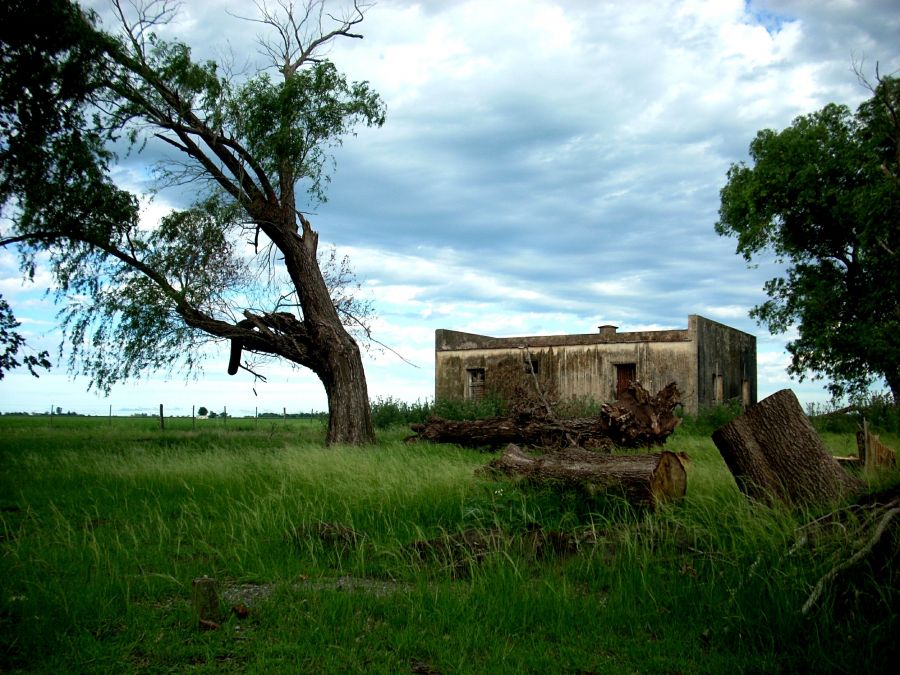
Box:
[1,0,898,416]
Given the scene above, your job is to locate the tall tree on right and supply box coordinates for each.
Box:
[717,75,900,404]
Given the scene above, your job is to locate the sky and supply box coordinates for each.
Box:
[1,0,898,417]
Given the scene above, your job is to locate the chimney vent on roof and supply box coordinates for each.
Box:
[598,325,618,337]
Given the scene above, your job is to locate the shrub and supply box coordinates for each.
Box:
[370,397,433,429]
[808,392,899,435]
[432,396,506,421]
[677,399,744,436]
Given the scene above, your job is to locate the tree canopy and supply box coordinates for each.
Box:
[0,0,385,443]
[717,75,900,403]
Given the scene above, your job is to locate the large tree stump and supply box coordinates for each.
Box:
[409,382,681,451]
[712,389,862,507]
[480,444,687,510]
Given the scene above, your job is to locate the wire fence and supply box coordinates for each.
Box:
[0,402,328,430]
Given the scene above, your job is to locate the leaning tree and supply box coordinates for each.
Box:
[0,0,386,443]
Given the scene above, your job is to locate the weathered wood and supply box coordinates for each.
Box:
[191,576,222,630]
[480,444,687,509]
[408,382,681,450]
[712,389,862,507]
[857,424,897,470]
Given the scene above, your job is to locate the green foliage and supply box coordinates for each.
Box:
[808,391,900,435]
[369,396,509,428]
[675,399,745,436]
[369,396,431,428]
[717,76,900,403]
[229,62,385,204]
[0,295,51,379]
[433,396,507,420]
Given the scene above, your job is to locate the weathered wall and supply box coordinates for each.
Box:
[693,315,757,409]
[435,326,700,411]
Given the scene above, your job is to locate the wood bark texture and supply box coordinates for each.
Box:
[480,444,687,510]
[712,389,862,507]
[408,382,681,450]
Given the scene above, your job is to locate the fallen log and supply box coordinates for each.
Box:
[408,382,681,450]
[712,389,862,508]
[480,444,687,510]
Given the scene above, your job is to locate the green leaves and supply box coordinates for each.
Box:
[0,295,51,379]
[228,61,385,203]
[717,77,900,402]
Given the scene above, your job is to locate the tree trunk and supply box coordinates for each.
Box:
[712,389,862,507]
[319,335,375,445]
[480,444,687,510]
[408,382,681,450]
[886,369,900,407]
[285,219,375,446]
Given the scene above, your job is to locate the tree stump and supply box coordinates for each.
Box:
[480,444,687,510]
[191,576,222,630]
[712,389,862,507]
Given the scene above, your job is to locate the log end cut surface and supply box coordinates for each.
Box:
[650,451,688,506]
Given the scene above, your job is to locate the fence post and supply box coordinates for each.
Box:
[109,404,113,426]
[283,407,287,424]
[159,403,165,431]
[223,406,227,426]
[255,406,258,428]
[50,404,54,427]
[192,404,196,431]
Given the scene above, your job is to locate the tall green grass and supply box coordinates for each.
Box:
[1,415,898,672]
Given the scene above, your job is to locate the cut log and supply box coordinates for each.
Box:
[408,382,681,450]
[712,389,862,508]
[480,444,687,510]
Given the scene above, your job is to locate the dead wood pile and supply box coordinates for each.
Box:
[407,382,682,451]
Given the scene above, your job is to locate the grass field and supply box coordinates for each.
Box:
[1,414,898,673]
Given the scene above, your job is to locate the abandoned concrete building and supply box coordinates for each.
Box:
[434,315,756,415]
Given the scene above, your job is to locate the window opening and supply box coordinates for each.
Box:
[467,368,485,401]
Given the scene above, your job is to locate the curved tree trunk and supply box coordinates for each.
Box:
[712,389,861,507]
[288,218,375,446]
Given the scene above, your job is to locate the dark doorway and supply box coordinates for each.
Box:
[616,363,636,399]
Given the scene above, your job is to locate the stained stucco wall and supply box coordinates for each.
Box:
[692,315,757,409]
[435,326,701,412]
